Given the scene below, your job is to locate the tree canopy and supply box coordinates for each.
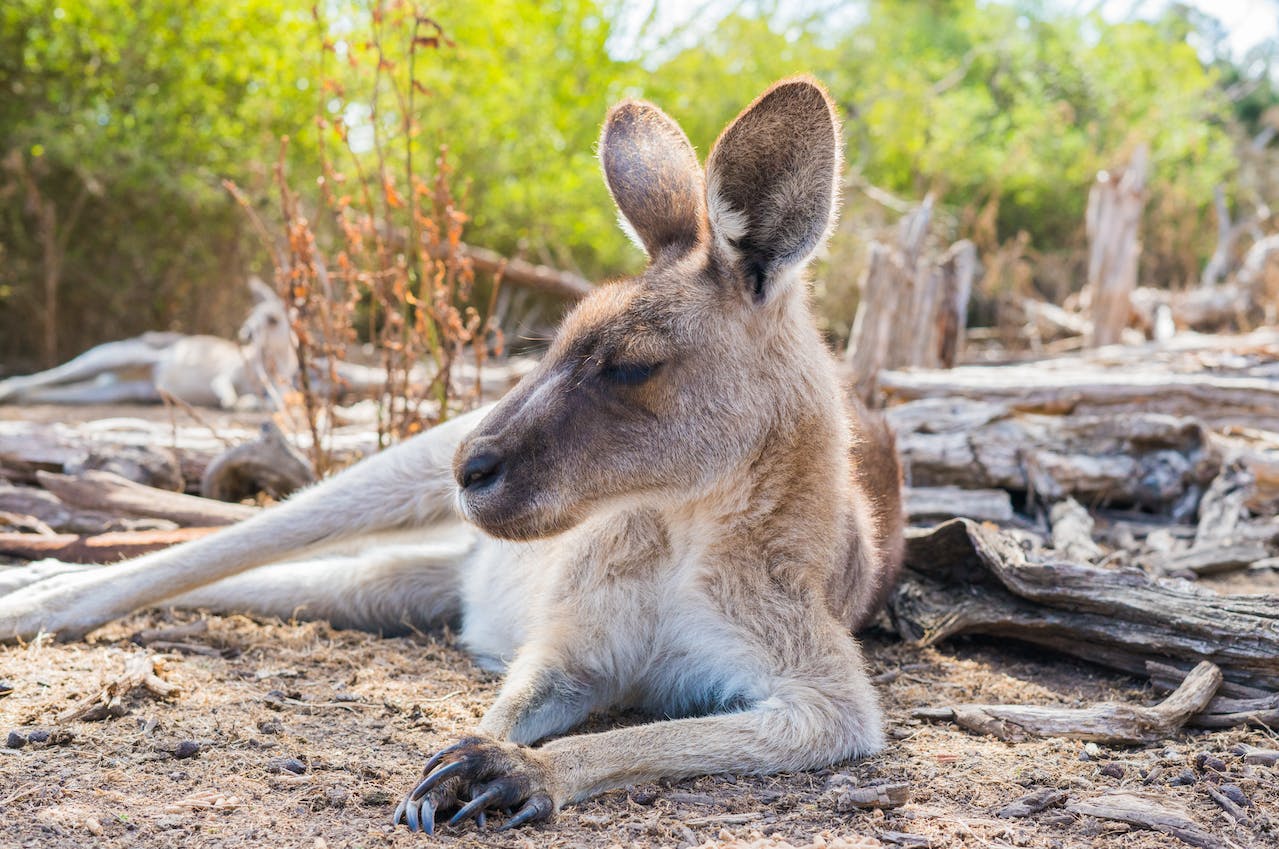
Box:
[1,0,1274,363]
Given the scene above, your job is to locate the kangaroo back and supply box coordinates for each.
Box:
[835,395,905,631]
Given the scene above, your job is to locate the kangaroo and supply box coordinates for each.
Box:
[0,77,904,834]
[0,277,297,409]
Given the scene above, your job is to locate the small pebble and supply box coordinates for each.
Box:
[267,756,307,775]
[1194,753,1227,773]
[5,730,26,749]
[1169,769,1197,786]
[1080,742,1102,761]
[26,730,50,744]
[257,719,284,735]
[630,788,659,806]
[361,790,393,807]
[324,786,349,808]
[1099,764,1124,779]
[173,740,201,759]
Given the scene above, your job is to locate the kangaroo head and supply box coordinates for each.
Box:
[240,276,299,383]
[456,77,843,541]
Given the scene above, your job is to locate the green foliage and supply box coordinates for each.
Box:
[0,0,1273,363]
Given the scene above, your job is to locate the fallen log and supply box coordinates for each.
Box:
[913,661,1221,744]
[888,400,1217,516]
[199,421,315,502]
[891,519,1279,690]
[1067,792,1225,849]
[0,527,218,563]
[456,243,593,300]
[881,364,1279,430]
[37,470,256,527]
[904,486,1014,524]
[1161,542,1272,577]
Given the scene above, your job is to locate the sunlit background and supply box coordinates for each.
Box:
[1,0,1276,367]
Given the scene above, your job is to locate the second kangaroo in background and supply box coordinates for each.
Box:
[0,76,904,834]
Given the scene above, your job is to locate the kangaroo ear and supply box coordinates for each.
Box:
[247,276,280,304]
[706,77,841,303]
[600,101,707,260]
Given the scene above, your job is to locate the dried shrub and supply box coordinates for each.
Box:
[228,3,500,473]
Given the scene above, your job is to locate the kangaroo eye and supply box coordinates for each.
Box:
[601,361,660,386]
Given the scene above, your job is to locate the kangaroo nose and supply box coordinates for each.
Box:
[459,451,504,491]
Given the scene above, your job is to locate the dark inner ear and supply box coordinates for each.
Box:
[601,101,707,260]
[706,78,840,299]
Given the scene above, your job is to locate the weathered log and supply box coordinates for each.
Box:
[1085,146,1149,347]
[888,399,1217,517]
[0,527,218,562]
[456,243,594,300]
[37,470,256,527]
[904,486,1014,524]
[891,520,1279,690]
[881,362,1279,430]
[199,421,315,502]
[0,479,179,535]
[1162,542,1272,577]
[1067,792,1225,849]
[913,661,1221,744]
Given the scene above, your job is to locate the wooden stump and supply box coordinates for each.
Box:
[1086,146,1149,347]
[845,197,978,397]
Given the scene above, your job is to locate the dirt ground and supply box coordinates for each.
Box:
[1,602,1274,849]
[0,403,1275,849]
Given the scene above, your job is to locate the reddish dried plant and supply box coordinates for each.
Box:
[228,3,500,472]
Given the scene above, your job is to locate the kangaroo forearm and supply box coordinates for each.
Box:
[540,698,881,806]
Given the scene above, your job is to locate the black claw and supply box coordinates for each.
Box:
[418,737,473,778]
[450,786,502,826]
[405,797,420,832]
[498,794,553,831]
[417,759,469,795]
[392,798,408,827]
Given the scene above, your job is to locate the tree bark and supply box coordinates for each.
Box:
[1086,146,1149,347]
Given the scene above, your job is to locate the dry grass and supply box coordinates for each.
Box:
[2,603,1274,849]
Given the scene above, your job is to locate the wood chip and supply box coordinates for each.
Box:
[997,788,1068,818]
[827,779,910,811]
[57,653,180,723]
[162,790,242,813]
[1204,785,1250,825]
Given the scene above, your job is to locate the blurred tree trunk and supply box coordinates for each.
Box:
[1086,146,1148,347]
[15,156,91,366]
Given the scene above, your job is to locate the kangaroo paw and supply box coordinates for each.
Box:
[393,735,556,834]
